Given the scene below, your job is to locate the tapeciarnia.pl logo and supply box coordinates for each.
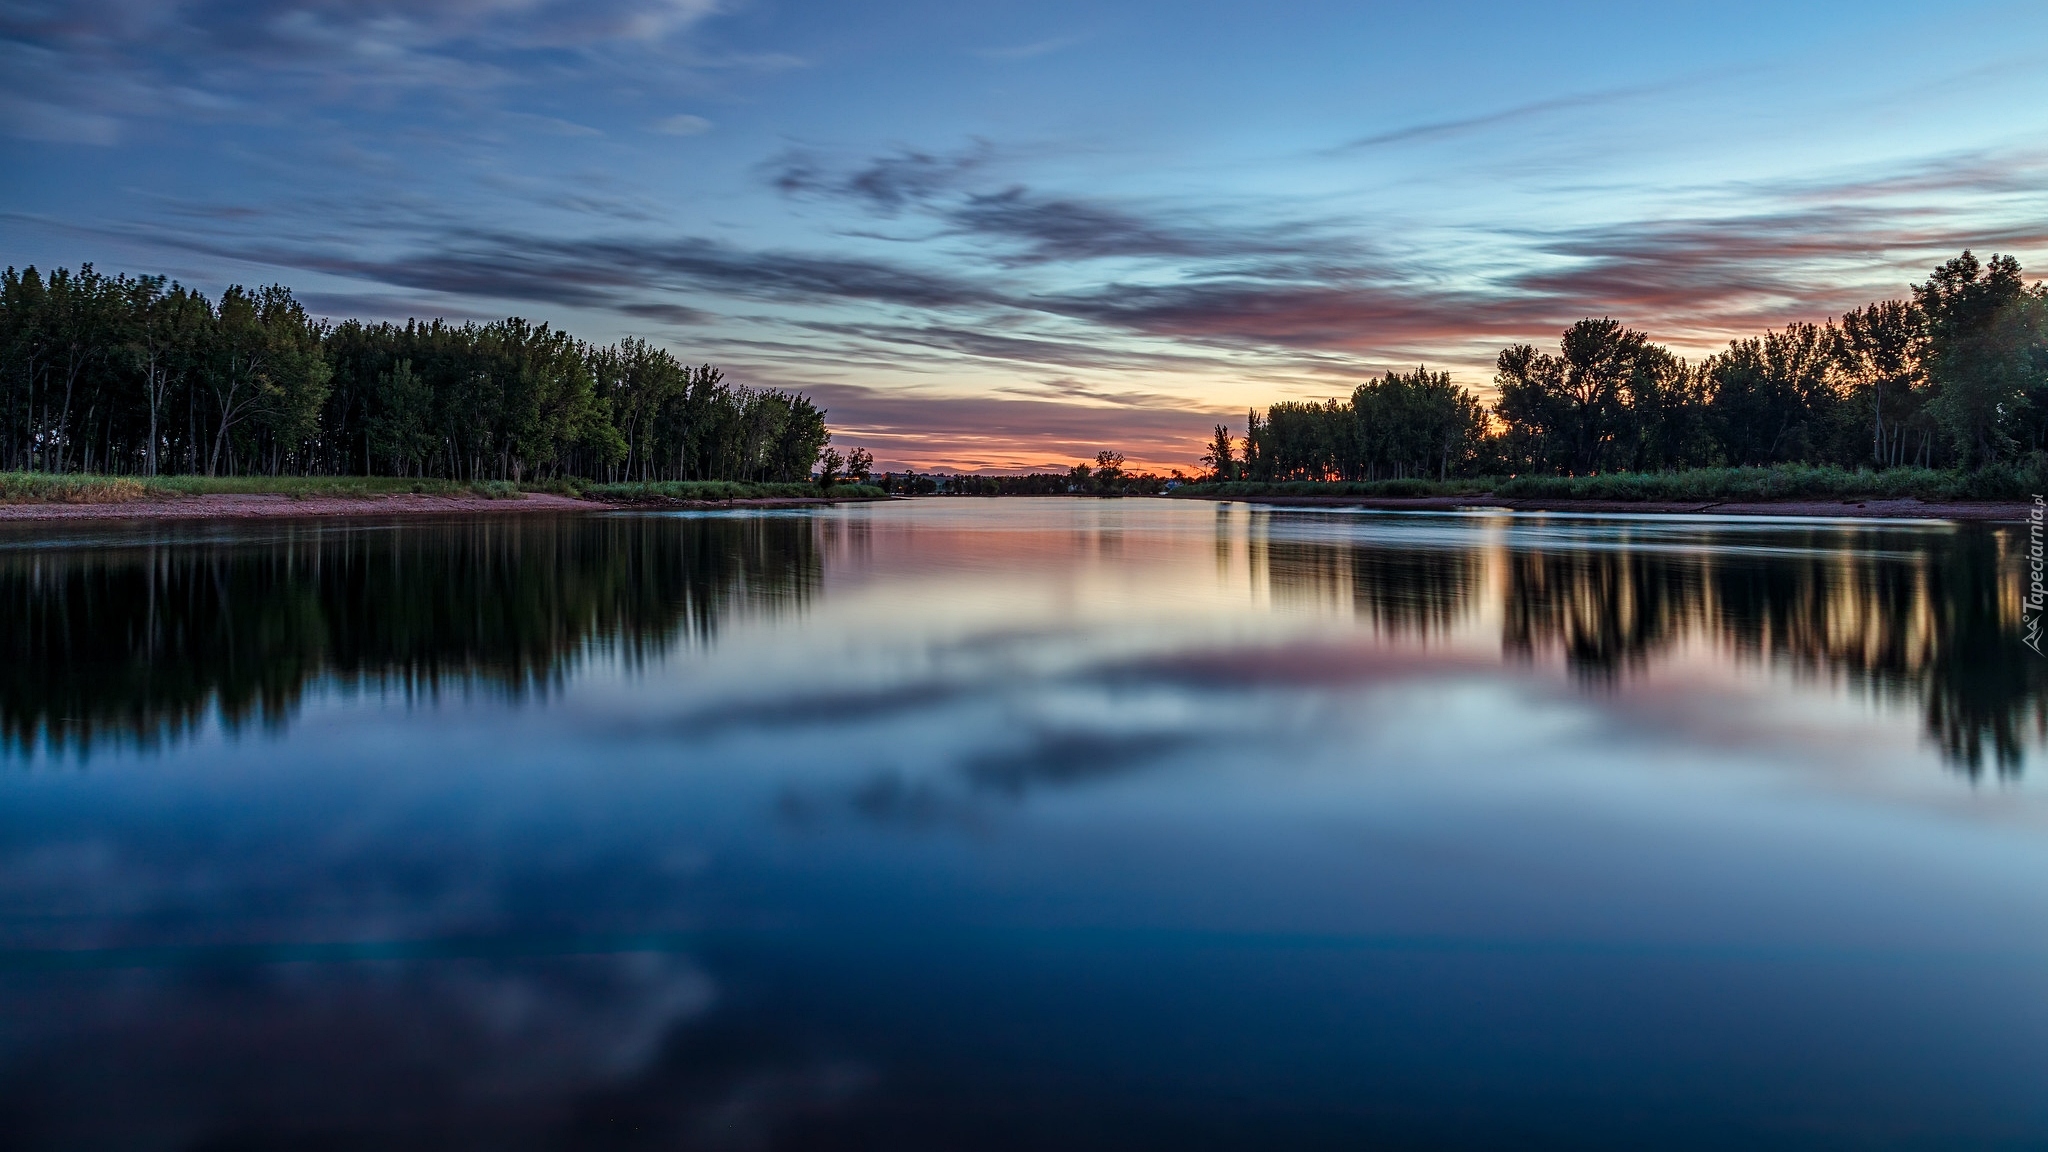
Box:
[2028,495,2046,656]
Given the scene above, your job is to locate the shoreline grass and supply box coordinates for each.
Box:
[0,472,521,504]
[1172,463,2048,504]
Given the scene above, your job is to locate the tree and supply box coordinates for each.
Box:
[120,277,207,477]
[1917,251,2046,465]
[1705,321,1842,466]
[1200,424,1237,480]
[816,446,844,486]
[1838,299,1928,467]
[42,264,121,472]
[846,447,874,484]
[368,359,434,475]
[1493,319,1679,474]
[1352,367,1487,480]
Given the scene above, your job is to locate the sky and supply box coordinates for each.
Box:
[4,0,2047,473]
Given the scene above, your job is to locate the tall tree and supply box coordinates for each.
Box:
[1917,251,2047,464]
[1493,319,1678,474]
[1838,298,1928,467]
[1705,321,1842,466]
[1200,424,1238,480]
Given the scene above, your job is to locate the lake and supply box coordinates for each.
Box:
[2,499,2045,1150]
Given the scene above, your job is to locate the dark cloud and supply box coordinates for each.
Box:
[283,232,1000,313]
[949,187,1329,264]
[768,144,993,212]
[1507,209,2048,334]
[769,146,1346,267]
[792,320,1196,371]
[1041,279,1548,352]
[618,301,712,326]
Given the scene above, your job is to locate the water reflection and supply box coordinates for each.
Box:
[4,503,2048,1149]
[0,514,821,756]
[1251,515,2046,776]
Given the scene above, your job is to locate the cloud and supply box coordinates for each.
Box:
[619,301,711,325]
[770,146,1344,264]
[0,95,121,145]
[511,113,605,138]
[1504,208,2048,339]
[792,320,1198,372]
[1332,79,1692,152]
[948,187,1335,265]
[1041,279,1544,353]
[776,381,1231,472]
[768,144,992,212]
[651,113,711,136]
[973,34,1087,61]
[0,0,727,136]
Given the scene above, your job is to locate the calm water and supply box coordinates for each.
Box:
[3,500,2046,1150]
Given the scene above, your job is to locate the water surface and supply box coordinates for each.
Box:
[3,500,2045,1150]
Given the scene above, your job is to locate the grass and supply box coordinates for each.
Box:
[0,473,153,503]
[584,480,888,503]
[1174,462,2048,504]
[0,472,520,503]
[1491,463,2048,503]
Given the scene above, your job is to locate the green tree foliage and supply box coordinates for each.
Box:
[1838,298,1929,467]
[0,262,842,482]
[1199,423,1238,480]
[1493,319,1688,475]
[1353,367,1487,480]
[1704,321,1841,466]
[1917,251,2048,465]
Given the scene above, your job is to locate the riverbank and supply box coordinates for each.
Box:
[1197,493,2034,521]
[1169,464,2045,520]
[0,473,894,521]
[0,490,603,520]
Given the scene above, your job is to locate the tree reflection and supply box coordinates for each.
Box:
[1254,520,2045,776]
[1259,534,1480,641]
[1499,525,2046,777]
[0,515,821,756]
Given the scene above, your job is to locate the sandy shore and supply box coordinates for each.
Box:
[1199,494,2036,521]
[0,491,609,521]
[0,491,904,521]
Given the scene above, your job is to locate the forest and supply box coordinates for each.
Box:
[0,267,843,484]
[1206,251,2048,482]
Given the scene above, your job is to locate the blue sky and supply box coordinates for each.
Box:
[5,0,2047,470]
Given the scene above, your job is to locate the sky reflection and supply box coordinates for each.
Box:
[2,502,2046,1148]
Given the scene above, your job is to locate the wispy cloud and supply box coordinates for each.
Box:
[0,0,727,139]
[767,144,994,212]
[651,113,712,136]
[973,34,1087,61]
[1333,80,1683,152]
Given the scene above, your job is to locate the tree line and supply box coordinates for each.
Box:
[1206,250,2048,480]
[0,263,839,483]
